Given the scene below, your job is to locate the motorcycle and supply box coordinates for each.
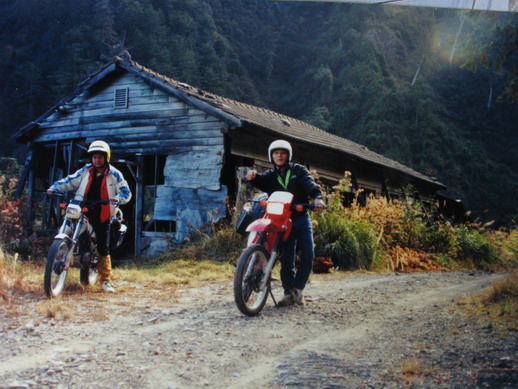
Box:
[233,191,317,316]
[43,194,127,298]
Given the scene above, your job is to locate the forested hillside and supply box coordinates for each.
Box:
[0,0,516,225]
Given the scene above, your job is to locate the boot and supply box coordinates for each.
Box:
[98,254,112,284]
[293,288,304,305]
[277,291,295,307]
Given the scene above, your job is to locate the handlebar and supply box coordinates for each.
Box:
[45,191,65,198]
[45,192,115,206]
[250,199,324,211]
[291,203,322,212]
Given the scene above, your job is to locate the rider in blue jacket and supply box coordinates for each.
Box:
[246,140,325,306]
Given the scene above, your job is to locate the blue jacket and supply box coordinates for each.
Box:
[50,163,131,219]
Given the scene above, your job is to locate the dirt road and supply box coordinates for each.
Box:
[1,271,517,388]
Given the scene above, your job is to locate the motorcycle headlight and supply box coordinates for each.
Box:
[266,202,284,215]
[65,204,82,219]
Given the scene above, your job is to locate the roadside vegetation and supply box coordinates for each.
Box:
[312,172,514,273]
[459,271,518,331]
[1,163,517,327]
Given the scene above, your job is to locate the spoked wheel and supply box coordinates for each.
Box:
[44,238,72,298]
[234,244,270,316]
[80,266,99,286]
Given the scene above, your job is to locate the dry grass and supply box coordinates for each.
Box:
[1,250,40,303]
[400,356,427,385]
[458,272,518,330]
[117,259,234,288]
[387,246,444,273]
[2,247,234,311]
[35,299,73,320]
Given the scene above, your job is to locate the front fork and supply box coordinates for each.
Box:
[258,230,285,291]
[58,217,84,271]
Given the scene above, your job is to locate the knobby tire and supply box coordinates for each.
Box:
[234,244,270,316]
[43,238,71,298]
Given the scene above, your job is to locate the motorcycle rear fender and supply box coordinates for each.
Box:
[246,218,272,232]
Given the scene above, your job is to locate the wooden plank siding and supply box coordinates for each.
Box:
[32,73,229,155]
[28,69,230,256]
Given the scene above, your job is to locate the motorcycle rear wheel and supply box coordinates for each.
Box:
[234,244,270,316]
[44,238,71,298]
[80,266,99,286]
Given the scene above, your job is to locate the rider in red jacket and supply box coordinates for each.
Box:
[47,141,131,293]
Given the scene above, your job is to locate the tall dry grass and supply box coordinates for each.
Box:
[313,172,510,272]
[0,250,38,302]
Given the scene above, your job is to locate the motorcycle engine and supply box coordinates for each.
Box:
[78,232,92,266]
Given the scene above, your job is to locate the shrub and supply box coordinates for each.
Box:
[189,225,245,263]
[0,199,25,253]
[486,228,518,268]
[454,226,499,268]
[313,173,381,270]
[313,171,506,272]
[0,159,52,261]
[314,212,380,270]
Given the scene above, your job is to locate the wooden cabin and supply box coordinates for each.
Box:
[13,52,447,257]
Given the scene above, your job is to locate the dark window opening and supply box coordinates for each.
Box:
[142,155,174,233]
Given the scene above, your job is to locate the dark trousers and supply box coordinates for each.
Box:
[280,213,314,293]
[91,219,110,256]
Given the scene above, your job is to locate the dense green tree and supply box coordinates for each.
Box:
[0,0,516,224]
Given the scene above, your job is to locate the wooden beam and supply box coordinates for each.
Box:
[134,153,144,258]
[13,149,33,200]
[26,156,35,225]
[45,141,59,228]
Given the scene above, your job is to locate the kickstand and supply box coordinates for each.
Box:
[269,288,278,307]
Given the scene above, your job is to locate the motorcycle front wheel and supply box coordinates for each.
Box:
[44,238,72,298]
[234,243,270,316]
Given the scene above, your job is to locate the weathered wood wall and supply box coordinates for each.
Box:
[30,71,230,257]
[32,73,228,154]
[152,146,227,245]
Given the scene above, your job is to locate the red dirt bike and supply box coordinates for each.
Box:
[44,194,126,298]
[233,191,317,316]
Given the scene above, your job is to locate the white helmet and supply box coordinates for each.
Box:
[88,140,111,162]
[268,140,292,163]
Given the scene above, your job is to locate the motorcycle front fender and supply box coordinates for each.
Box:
[54,233,73,242]
[246,218,272,232]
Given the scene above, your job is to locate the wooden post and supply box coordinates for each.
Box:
[235,167,254,217]
[134,153,144,258]
[13,148,33,201]
[67,140,75,175]
[26,155,35,226]
[45,141,59,229]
